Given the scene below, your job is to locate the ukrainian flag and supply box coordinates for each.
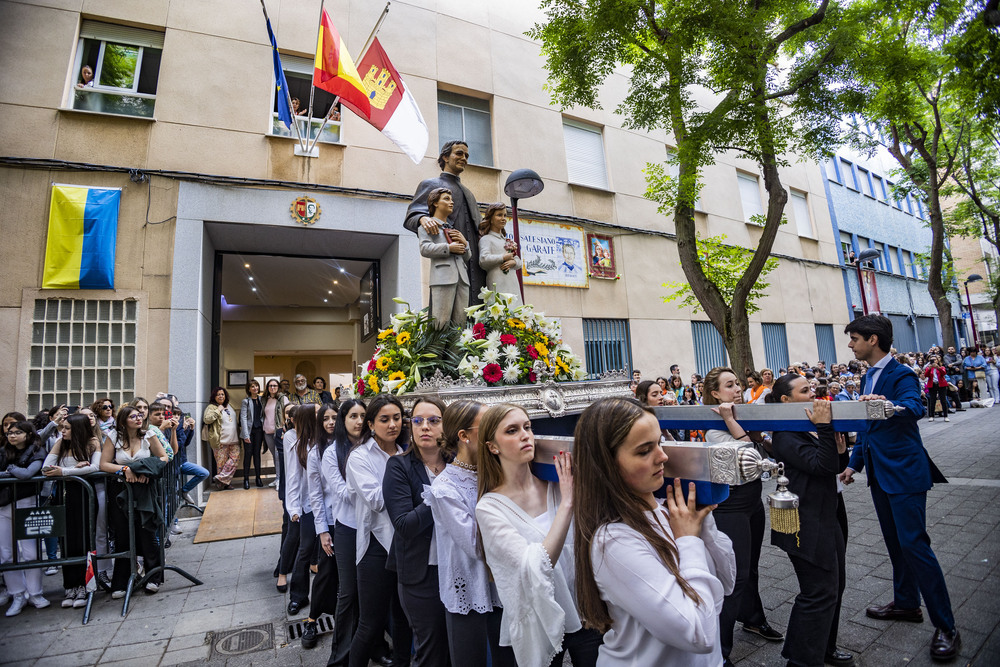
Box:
[42,185,120,289]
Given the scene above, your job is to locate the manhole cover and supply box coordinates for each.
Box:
[209,623,275,657]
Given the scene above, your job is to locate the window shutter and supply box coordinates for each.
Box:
[80,20,164,49]
[790,191,813,238]
[563,120,608,189]
[737,173,763,223]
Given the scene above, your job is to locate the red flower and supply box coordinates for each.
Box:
[527,345,538,359]
[367,358,376,371]
[473,323,486,340]
[483,363,503,383]
[500,334,518,346]
[528,371,537,383]
[356,378,365,394]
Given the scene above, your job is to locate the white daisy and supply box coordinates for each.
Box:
[459,328,475,345]
[503,344,520,361]
[482,347,501,364]
[486,330,502,347]
[503,363,521,384]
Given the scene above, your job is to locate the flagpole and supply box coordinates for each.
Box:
[306,2,391,153]
[261,0,308,152]
[306,0,325,125]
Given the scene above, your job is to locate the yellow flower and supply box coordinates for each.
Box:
[556,357,570,374]
[377,328,394,341]
[396,331,411,346]
[367,376,379,393]
[534,342,549,358]
[388,371,405,382]
[507,318,526,330]
[376,356,390,371]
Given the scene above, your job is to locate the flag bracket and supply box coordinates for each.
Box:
[294,143,320,158]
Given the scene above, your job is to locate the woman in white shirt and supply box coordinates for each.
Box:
[284,403,320,616]
[42,414,101,609]
[425,400,513,667]
[301,403,340,648]
[475,403,601,667]
[346,394,412,667]
[702,367,783,664]
[573,397,736,666]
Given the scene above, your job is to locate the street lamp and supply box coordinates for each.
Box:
[855,248,882,316]
[504,169,545,302]
[964,273,983,347]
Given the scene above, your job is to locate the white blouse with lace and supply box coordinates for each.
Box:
[475,482,580,667]
[423,464,501,616]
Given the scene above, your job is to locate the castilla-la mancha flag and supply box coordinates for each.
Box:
[313,10,371,118]
[340,37,429,164]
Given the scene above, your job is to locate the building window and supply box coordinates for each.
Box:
[761,323,790,372]
[858,167,876,198]
[582,319,632,379]
[840,232,854,263]
[665,148,703,211]
[886,181,903,209]
[872,174,887,202]
[789,190,814,238]
[840,159,859,190]
[815,324,838,365]
[883,244,894,273]
[692,321,728,377]
[71,21,163,117]
[438,91,493,167]
[916,199,926,219]
[271,55,342,144]
[563,119,608,189]
[737,172,764,224]
[904,194,915,215]
[825,156,841,183]
[28,298,138,415]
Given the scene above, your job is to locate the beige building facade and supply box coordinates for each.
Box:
[0,0,851,439]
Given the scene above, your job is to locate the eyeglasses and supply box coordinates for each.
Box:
[411,416,442,426]
[128,413,144,421]
[6,430,24,436]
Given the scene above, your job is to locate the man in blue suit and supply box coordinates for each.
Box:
[839,315,959,661]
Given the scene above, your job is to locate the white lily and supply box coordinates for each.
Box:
[459,328,475,345]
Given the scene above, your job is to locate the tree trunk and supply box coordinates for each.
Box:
[723,309,755,378]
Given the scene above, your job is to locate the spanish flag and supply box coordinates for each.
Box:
[313,10,371,118]
[42,185,120,290]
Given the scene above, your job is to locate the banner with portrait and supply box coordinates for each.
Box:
[517,220,588,289]
[861,268,881,314]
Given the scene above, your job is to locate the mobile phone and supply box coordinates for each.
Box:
[164,409,173,421]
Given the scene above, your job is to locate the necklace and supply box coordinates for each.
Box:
[451,459,477,472]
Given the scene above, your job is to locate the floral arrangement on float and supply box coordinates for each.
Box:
[354,288,585,398]
[456,287,586,386]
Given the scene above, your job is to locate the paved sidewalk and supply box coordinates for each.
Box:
[2,406,998,666]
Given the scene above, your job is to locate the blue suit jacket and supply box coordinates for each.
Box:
[848,357,946,494]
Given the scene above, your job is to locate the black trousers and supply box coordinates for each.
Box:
[244,426,264,480]
[715,481,768,661]
[349,539,412,667]
[782,526,846,667]
[445,607,514,667]
[928,386,950,417]
[329,522,359,667]
[309,532,339,619]
[107,478,162,590]
[398,566,449,667]
[60,482,90,589]
[291,512,316,606]
[548,627,602,667]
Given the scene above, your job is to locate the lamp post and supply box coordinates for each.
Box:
[964,273,983,347]
[855,248,882,316]
[503,169,544,303]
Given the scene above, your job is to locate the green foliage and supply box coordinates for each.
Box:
[661,234,779,315]
[913,247,960,297]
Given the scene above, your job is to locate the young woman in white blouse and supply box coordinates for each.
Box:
[425,400,513,667]
[284,403,320,616]
[346,394,412,667]
[475,403,601,667]
[42,414,101,609]
[573,397,736,666]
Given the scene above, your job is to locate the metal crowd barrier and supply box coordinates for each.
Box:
[0,463,202,624]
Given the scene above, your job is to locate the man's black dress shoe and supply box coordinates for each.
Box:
[825,648,855,667]
[243,479,250,489]
[287,600,303,615]
[866,601,923,622]
[930,628,960,661]
[741,622,784,641]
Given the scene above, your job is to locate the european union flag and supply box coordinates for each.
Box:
[266,16,293,129]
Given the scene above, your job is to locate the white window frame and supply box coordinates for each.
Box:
[789,190,815,238]
[70,21,163,116]
[270,55,343,145]
[737,172,764,225]
[562,118,609,190]
[437,91,494,167]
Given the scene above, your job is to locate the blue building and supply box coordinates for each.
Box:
[820,144,964,352]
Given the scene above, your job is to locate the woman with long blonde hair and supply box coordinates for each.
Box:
[573,397,735,665]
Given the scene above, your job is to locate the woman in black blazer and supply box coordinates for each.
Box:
[767,374,853,667]
[383,396,450,667]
